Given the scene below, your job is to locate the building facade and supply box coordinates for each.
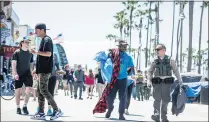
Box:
[0,1,20,75]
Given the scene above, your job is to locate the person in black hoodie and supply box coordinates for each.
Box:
[63,65,70,96]
[67,68,75,98]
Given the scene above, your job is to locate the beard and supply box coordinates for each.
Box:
[119,48,127,52]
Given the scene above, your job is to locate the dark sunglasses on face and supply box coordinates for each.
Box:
[155,48,162,51]
[119,45,128,48]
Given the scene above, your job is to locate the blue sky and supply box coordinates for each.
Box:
[13,2,208,71]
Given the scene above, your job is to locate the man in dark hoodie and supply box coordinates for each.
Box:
[67,68,75,98]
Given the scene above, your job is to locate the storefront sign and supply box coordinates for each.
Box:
[0,45,19,57]
[0,21,12,45]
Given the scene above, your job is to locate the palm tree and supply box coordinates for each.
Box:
[179,9,185,72]
[113,10,127,39]
[145,1,153,68]
[179,21,184,72]
[155,1,160,44]
[148,19,154,63]
[122,0,139,54]
[187,1,194,72]
[123,19,129,40]
[130,48,137,59]
[134,7,147,70]
[197,1,205,74]
[135,17,143,70]
[203,2,209,77]
[106,34,118,48]
[175,2,181,66]
[171,1,176,57]
[175,1,186,68]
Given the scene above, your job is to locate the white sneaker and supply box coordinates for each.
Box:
[31,112,46,120]
[50,109,63,120]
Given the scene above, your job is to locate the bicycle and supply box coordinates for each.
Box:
[0,74,15,100]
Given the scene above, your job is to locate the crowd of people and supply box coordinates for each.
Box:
[11,23,183,122]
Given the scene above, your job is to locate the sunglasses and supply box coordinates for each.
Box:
[155,48,163,51]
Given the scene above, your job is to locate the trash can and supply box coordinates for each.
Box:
[200,82,209,105]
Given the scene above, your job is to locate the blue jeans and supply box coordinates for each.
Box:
[132,86,136,99]
[107,78,127,114]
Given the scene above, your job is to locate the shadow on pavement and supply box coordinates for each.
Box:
[94,116,144,122]
[109,118,144,122]
[127,114,145,117]
[22,114,72,118]
[44,120,66,122]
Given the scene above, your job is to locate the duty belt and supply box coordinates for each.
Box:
[151,77,174,84]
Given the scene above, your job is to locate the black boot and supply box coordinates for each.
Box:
[151,115,160,122]
[119,114,126,120]
[105,110,112,118]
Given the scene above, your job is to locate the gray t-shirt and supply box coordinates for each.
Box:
[12,49,33,76]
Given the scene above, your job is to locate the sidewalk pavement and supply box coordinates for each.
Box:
[1,90,208,121]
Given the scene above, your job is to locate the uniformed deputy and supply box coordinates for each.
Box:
[147,44,182,122]
[135,70,144,101]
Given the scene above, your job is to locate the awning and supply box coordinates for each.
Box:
[0,45,19,58]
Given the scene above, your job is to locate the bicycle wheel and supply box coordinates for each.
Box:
[1,83,15,100]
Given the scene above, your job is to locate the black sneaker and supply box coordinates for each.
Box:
[50,109,64,120]
[17,108,22,114]
[119,114,126,120]
[151,115,160,122]
[31,112,46,120]
[79,97,83,100]
[22,106,29,115]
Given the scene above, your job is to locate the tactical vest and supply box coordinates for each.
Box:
[154,55,172,77]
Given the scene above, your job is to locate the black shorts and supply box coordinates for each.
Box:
[15,75,33,89]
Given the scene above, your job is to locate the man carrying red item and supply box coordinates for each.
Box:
[93,40,135,120]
